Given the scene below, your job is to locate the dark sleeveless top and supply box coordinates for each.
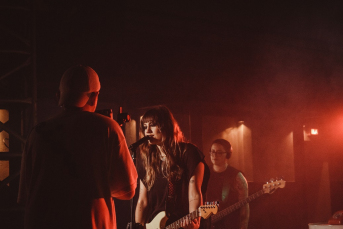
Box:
[206,166,241,229]
[137,142,210,225]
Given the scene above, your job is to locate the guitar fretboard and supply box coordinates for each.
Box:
[165,209,199,229]
[211,189,264,224]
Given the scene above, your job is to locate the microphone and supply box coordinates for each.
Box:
[129,136,152,151]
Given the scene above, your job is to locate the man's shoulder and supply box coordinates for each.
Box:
[80,111,120,126]
[86,111,114,121]
[34,111,121,132]
[226,165,241,175]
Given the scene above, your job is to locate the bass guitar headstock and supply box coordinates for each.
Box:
[263,177,286,194]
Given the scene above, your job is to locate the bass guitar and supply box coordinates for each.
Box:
[211,178,286,225]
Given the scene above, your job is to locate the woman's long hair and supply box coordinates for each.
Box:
[140,105,185,190]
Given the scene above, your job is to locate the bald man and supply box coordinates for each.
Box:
[18,65,137,229]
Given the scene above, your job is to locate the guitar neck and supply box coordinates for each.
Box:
[165,209,199,229]
[211,189,264,224]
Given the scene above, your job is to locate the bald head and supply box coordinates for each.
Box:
[58,65,101,108]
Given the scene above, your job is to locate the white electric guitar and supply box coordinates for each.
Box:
[211,178,286,225]
[145,204,218,229]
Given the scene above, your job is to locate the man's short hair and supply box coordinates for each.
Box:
[212,138,233,159]
[58,65,101,107]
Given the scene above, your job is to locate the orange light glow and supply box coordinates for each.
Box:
[311,129,318,135]
[0,109,9,184]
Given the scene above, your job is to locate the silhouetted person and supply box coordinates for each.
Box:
[18,65,137,229]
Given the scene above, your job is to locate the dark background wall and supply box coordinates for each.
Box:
[1,1,343,228]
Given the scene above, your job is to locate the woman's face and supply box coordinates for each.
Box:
[143,121,164,145]
[210,143,227,167]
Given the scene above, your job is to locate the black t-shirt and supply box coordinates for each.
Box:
[137,142,210,225]
[206,166,241,229]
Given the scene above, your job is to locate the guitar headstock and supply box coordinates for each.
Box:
[262,178,286,194]
[199,204,218,219]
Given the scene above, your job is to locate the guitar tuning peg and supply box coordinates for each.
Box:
[269,178,275,182]
[210,201,219,206]
[265,178,270,184]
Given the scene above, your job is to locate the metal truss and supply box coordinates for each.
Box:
[0,0,37,210]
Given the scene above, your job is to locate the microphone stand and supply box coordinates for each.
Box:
[126,143,141,229]
[126,136,151,229]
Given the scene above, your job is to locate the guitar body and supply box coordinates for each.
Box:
[144,204,218,229]
[145,211,169,229]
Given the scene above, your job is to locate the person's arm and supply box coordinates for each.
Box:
[182,162,205,229]
[110,149,137,200]
[235,172,249,229]
[109,124,138,200]
[135,179,149,226]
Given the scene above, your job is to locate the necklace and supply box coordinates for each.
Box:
[159,153,166,161]
[161,160,168,178]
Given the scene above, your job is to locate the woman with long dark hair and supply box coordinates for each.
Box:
[135,105,209,229]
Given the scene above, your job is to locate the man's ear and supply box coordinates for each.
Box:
[87,91,99,106]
